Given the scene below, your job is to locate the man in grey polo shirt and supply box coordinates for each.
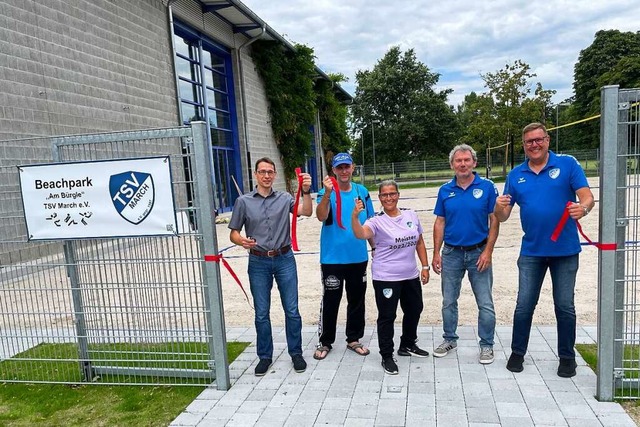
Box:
[229,157,312,376]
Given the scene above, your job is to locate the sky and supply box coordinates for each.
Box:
[241,0,640,107]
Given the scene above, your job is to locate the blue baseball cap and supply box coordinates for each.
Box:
[332,153,353,168]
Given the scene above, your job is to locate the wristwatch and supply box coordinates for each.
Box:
[422,265,430,271]
[581,205,589,216]
[302,189,311,195]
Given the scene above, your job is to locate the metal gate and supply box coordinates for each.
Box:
[0,122,230,389]
[598,85,640,400]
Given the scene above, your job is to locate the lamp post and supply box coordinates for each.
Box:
[361,132,366,184]
[555,102,570,153]
[372,120,380,183]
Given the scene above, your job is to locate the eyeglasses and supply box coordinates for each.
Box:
[379,192,399,199]
[256,170,276,176]
[523,137,548,146]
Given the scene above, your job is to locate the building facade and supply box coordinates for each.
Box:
[0,0,350,212]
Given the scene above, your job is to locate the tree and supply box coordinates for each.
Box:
[572,30,640,147]
[460,60,554,165]
[350,46,458,164]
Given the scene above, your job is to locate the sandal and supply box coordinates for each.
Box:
[347,342,370,356]
[313,345,331,360]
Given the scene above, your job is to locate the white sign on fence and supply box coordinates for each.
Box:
[19,156,178,240]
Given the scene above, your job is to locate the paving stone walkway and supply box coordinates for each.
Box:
[171,325,636,426]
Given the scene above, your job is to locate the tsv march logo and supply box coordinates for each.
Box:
[109,171,155,224]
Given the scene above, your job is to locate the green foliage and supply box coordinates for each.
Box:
[251,41,351,182]
[351,46,458,163]
[458,60,555,160]
[315,73,351,168]
[251,41,317,183]
[573,30,640,148]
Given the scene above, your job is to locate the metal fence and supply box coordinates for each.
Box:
[0,122,230,388]
[354,149,599,187]
[598,85,640,400]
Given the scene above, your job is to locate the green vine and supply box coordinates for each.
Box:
[315,73,351,168]
[251,41,316,186]
[250,41,351,187]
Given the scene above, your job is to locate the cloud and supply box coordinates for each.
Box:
[242,0,640,106]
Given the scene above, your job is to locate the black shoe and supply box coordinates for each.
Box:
[506,353,524,373]
[557,358,577,378]
[381,356,399,375]
[398,344,430,358]
[255,358,272,376]
[292,354,307,373]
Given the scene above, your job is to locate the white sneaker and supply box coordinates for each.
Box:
[433,340,457,358]
[479,347,494,365]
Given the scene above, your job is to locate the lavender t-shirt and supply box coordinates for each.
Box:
[364,209,423,281]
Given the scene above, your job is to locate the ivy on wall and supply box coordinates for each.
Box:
[314,73,351,169]
[250,41,350,187]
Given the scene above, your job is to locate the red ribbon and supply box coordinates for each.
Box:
[329,176,346,229]
[291,168,303,251]
[204,254,253,308]
[551,201,616,250]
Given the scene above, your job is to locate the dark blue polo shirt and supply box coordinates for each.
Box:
[504,151,589,256]
[434,172,498,247]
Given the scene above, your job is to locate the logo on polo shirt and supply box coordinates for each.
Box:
[549,168,560,179]
[406,221,414,229]
[517,177,526,184]
[448,192,456,198]
[473,189,483,199]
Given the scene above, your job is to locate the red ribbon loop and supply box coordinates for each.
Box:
[329,176,346,230]
[551,201,616,250]
[291,167,303,251]
[204,253,253,308]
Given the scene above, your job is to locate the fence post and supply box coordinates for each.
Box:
[423,160,426,185]
[52,138,93,382]
[191,121,230,390]
[597,85,623,401]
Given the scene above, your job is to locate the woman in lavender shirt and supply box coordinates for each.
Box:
[351,180,430,375]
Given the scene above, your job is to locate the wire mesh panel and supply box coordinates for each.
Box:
[598,86,640,400]
[0,124,228,387]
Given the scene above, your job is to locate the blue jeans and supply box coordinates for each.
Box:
[248,251,302,360]
[441,245,495,347]
[512,254,579,359]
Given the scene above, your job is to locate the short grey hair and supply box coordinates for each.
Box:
[378,179,399,194]
[448,144,477,163]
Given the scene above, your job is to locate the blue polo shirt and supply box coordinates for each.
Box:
[504,151,589,257]
[434,172,498,247]
[318,183,374,264]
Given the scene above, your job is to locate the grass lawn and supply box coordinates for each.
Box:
[0,341,249,426]
[576,343,640,425]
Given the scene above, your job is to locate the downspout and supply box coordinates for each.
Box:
[166,0,182,125]
[236,26,265,190]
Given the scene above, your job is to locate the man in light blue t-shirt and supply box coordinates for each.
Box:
[313,153,375,360]
[495,122,594,378]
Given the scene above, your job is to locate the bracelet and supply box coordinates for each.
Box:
[422,265,430,271]
[302,189,311,195]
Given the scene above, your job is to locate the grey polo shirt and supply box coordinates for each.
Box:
[228,188,295,252]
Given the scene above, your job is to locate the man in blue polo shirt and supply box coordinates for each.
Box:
[495,122,594,378]
[313,153,376,360]
[432,144,499,364]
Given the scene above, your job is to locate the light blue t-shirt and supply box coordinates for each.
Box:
[318,183,374,264]
[504,151,589,257]
[434,172,498,247]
